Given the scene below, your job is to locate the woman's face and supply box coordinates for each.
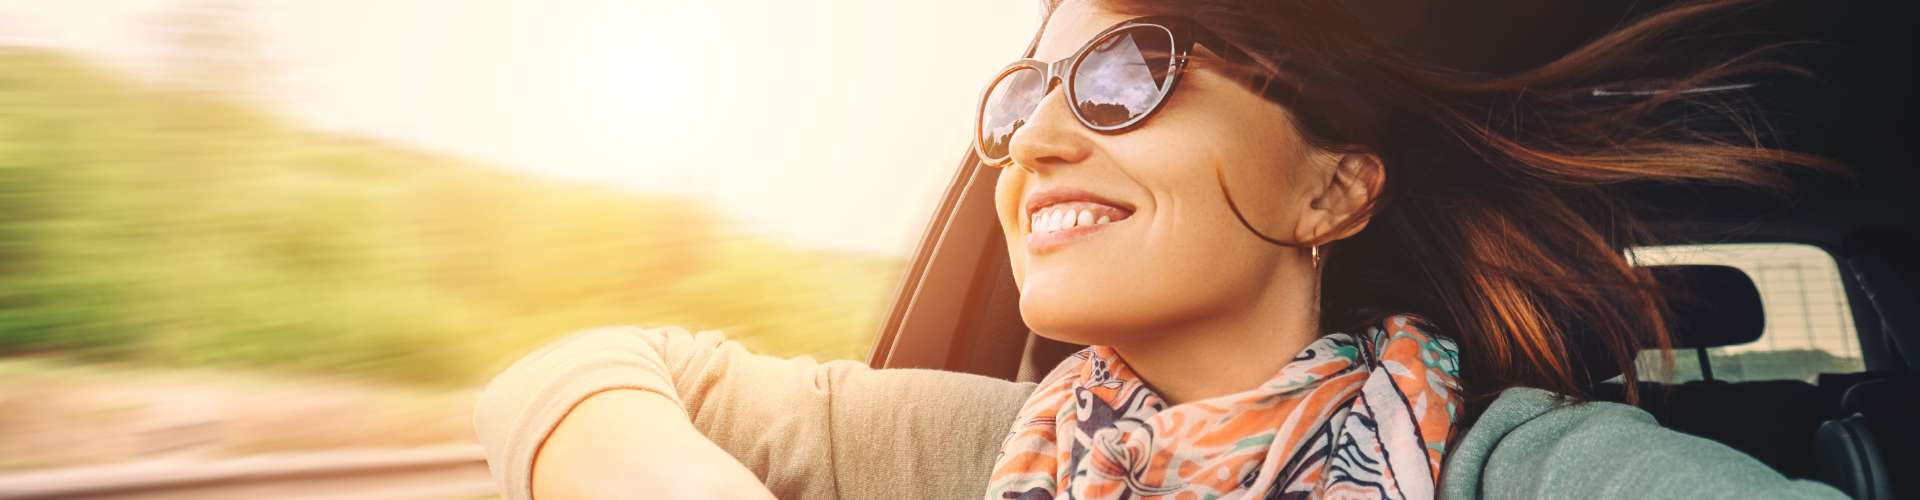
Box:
[995,0,1358,347]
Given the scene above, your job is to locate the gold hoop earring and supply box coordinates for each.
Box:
[1311,245,1323,269]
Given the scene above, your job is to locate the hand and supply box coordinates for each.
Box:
[532,390,777,500]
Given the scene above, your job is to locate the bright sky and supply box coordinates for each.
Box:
[0,0,1041,256]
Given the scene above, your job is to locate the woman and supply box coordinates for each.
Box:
[475,0,1852,498]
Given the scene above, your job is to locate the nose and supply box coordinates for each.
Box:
[1008,77,1094,174]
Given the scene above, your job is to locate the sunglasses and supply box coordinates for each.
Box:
[973,16,1232,167]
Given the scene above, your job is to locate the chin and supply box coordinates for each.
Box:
[1018,284,1163,347]
[1019,260,1250,348]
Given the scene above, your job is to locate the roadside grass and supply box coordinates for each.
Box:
[0,47,902,389]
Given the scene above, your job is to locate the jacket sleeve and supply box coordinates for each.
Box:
[1439,387,1849,500]
[471,326,1036,500]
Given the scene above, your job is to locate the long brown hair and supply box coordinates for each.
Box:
[1065,0,1849,414]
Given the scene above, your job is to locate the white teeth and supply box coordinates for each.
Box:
[1031,207,1119,234]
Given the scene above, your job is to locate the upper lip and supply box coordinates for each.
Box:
[1023,187,1134,218]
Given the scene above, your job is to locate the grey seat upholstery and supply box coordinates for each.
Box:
[1817,415,1889,500]
[1816,378,1912,500]
[1817,256,1920,500]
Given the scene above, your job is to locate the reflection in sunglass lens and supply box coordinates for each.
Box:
[979,67,1045,161]
[1073,26,1175,128]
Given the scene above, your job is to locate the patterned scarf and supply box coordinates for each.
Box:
[984,315,1462,500]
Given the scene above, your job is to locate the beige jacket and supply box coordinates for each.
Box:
[472,326,1035,500]
[473,326,1852,500]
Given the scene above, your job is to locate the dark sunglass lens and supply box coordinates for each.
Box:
[1072,26,1175,128]
[979,67,1045,161]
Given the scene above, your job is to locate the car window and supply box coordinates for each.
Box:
[1629,243,1865,382]
[0,0,1037,482]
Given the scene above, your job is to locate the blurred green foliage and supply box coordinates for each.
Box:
[0,48,903,385]
[1709,349,1866,381]
[1638,348,1866,383]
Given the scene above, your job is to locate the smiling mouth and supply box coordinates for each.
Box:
[1021,188,1135,253]
[1029,202,1130,234]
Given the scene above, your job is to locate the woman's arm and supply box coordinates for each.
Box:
[532,389,774,500]
[474,326,1036,500]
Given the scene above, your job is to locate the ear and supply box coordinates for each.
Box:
[1293,152,1384,245]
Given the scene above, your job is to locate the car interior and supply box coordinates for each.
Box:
[863,0,1919,498]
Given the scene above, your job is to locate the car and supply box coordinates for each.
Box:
[864,1,1919,499]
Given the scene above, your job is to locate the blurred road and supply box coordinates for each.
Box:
[0,445,494,500]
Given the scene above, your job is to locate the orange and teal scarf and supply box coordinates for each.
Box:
[985,315,1462,500]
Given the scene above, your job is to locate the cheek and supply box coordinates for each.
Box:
[1018,157,1287,345]
[1147,92,1314,245]
[994,166,1030,288]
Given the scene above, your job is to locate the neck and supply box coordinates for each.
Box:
[1112,262,1321,406]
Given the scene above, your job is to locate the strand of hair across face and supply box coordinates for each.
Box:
[1213,156,1297,247]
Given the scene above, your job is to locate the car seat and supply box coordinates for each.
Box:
[1814,256,1920,500]
[1588,264,1843,480]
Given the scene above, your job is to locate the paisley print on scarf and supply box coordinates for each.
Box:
[984,314,1462,500]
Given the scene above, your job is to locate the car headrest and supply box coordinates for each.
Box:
[1650,264,1767,349]
[1572,264,1765,386]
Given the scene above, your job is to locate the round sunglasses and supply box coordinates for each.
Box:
[973,16,1232,167]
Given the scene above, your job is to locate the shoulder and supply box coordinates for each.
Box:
[1439,388,1848,500]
